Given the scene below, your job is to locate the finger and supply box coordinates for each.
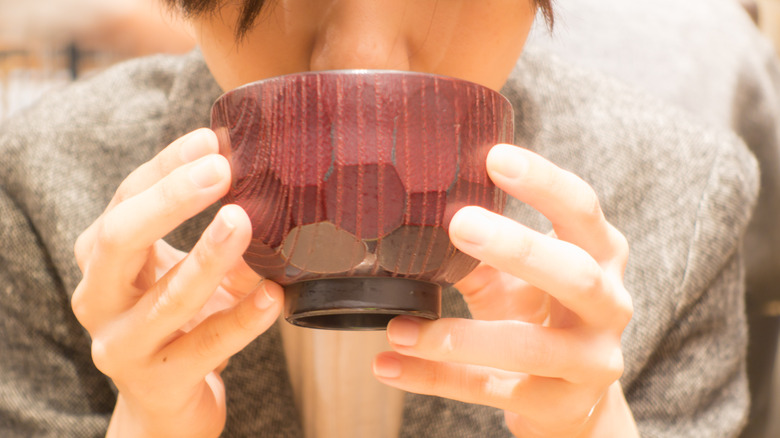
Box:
[215,359,230,375]
[372,352,601,429]
[104,152,231,256]
[217,257,266,302]
[485,144,629,266]
[73,156,232,327]
[74,129,218,268]
[454,264,549,323]
[157,280,283,383]
[109,129,219,211]
[91,153,231,282]
[178,260,264,334]
[385,317,623,385]
[131,205,253,341]
[449,207,631,327]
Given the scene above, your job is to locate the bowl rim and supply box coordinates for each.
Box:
[212,69,511,107]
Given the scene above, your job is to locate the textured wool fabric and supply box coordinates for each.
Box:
[528,0,780,315]
[0,46,758,437]
[527,2,780,435]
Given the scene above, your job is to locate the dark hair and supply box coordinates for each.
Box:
[164,0,554,39]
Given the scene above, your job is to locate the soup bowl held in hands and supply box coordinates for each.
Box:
[211,70,513,330]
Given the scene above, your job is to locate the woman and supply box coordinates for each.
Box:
[0,0,757,436]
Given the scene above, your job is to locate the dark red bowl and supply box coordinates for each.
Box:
[211,70,513,330]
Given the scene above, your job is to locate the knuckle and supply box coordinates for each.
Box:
[510,324,552,371]
[474,372,495,399]
[563,170,602,221]
[440,321,466,357]
[73,229,94,271]
[581,190,603,225]
[477,372,521,407]
[232,302,257,332]
[612,285,634,329]
[155,178,182,213]
[507,233,535,266]
[194,323,223,359]
[574,262,605,303]
[150,278,189,318]
[603,226,631,271]
[610,227,630,261]
[111,178,134,207]
[90,336,120,377]
[585,336,624,386]
[457,366,483,398]
[602,346,625,384]
[528,158,557,188]
[192,238,217,269]
[153,150,174,179]
[420,361,444,390]
[529,333,558,372]
[95,213,126,252]
[70,283,91,329]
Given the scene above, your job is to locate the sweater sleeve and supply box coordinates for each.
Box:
[0,185,115,437]
[625,137,758,438]
[0,51,210,438]
[628,251,750,437]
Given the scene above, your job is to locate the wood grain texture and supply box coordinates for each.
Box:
[211,71,513,288]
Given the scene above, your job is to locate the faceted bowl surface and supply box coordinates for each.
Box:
[211,70,513,328]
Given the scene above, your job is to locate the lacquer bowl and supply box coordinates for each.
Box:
[211,70,513,330]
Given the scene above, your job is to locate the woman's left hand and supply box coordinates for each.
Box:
[373,144,638,437]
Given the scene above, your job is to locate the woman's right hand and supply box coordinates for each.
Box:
[71,128,283,438]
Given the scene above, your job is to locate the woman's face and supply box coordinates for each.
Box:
[192,0,536,91]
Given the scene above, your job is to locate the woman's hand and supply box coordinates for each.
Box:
[373,144,637,437]
[71,129,283,438]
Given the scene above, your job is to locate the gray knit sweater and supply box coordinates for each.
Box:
[0,47,758,437]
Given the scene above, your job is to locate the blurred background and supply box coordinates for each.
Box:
[0,0,194,119]
[759,0,780,51]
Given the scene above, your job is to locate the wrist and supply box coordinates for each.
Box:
[107,395,148,438]
[578,381,639,438]
[106,393,224,438]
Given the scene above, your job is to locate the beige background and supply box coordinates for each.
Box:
[759,0,780,55]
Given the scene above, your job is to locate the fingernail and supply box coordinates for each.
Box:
[488,144,527,179]
[210,209,237,243]
[388,317,420,347]
[450,207,495,246]
[180,131,208,163]
[254,282,276,310]
[190,156,223,188]
[373,355,402,379]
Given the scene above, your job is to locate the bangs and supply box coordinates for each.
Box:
[163,0,554,38]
